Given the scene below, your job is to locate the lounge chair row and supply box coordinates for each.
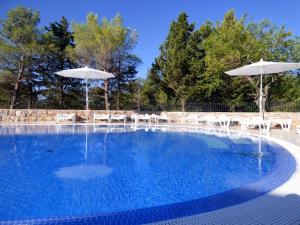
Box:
[197,114,292,131]
[55,112,293,132]
[56,113,170,124]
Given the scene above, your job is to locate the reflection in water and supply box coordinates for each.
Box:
[55,125,114,180]
[55,164,113,179]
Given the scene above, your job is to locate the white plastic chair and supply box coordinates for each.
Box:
[217,114,230,128]
[93,113,110,123]
[205,115,218,126]
[110,114,127,123]
[56,113,76,123]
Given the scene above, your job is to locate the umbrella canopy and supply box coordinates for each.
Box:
[56,66,114,80]
[56,66,114,110]
[225,59,300,116]
[226,60,300,76]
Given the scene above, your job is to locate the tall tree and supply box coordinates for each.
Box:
[246,19,300,110]
[73,13,140,110]
[203,11,262,106]
[156,13,195,111]
[0,6,40,108]
[38,17,83,109]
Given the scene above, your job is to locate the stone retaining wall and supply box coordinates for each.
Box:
[161,111,300,127]
[0,109,135,123]
[0,109,299,127]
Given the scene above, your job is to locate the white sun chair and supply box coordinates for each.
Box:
[131,114,151,123]
[157,114,170,123]
[56,113,76,123]
[149,114,160,123]
[217,114,231,128]
[268,117,292,131]
[93,113,111,123]
[204,115,218,126]
[110,114,127,123]
[230,116,242,126]
[198,114,207,124]
[181,114,198,123]
[240,116,271,131]
[297,125,300,135]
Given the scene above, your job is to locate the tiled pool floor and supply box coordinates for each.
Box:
[148,129,300,225]
[1,123,300,225]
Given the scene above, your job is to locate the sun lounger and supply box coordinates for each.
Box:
[181,114,198,123]
[217,114,231,128]
[93,113,110,123]
[131,114,151,123]
[110,114,127,123]
[205,115,218,126]
[268,117,292,131]
[198,114,207,124]
[240,116,270,131]
[56,113,76,123]
[157,114,170,123]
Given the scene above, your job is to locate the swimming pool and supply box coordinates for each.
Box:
[0,125,295,225]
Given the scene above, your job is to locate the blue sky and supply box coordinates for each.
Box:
[1,0,300,78]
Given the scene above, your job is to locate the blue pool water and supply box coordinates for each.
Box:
[0,125,295,224]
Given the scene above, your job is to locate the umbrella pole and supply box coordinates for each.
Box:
[86,79,89,111]
[85,124,87,162]
[260,65,263,118]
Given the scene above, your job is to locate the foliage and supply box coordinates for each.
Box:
[73,13,141,110]
[144,10,300,112]
[37,16,84,109]
[0,6,40,108]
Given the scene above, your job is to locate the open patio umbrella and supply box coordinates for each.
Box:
[55,66,114,110]
[225,59,300,116]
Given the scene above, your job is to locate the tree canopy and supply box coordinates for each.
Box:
[0,7,299,112]
[143,10,300,112]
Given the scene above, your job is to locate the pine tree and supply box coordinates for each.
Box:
[0,6,40,108]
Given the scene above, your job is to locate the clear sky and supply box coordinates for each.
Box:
[1,0,300,78]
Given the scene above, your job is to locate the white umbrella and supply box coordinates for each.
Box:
[225,59,300,116]
[55,66,114,110]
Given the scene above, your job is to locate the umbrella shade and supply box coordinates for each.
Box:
[55,66,114,110]
[226,60,300,76]
[55,164,113,179]
[56,66,114,79]
[225,59,300,116]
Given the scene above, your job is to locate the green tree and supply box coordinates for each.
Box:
[157,13,195,111]
[203,11,262,107]
[73,13,140,110]
[38,17,84,109]
[246,19,300,110]
[0,6,40,108]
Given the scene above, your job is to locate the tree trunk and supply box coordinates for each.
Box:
[27,81,33,109]
[181,98,186,112]
[116,88,120,110]
[104,79,109,111]
[59,77,64,109]
[10,82,20,109]
[11,57,25,109]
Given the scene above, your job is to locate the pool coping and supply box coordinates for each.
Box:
[0,124,299,225]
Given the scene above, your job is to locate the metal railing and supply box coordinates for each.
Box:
[0,100,299,112]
